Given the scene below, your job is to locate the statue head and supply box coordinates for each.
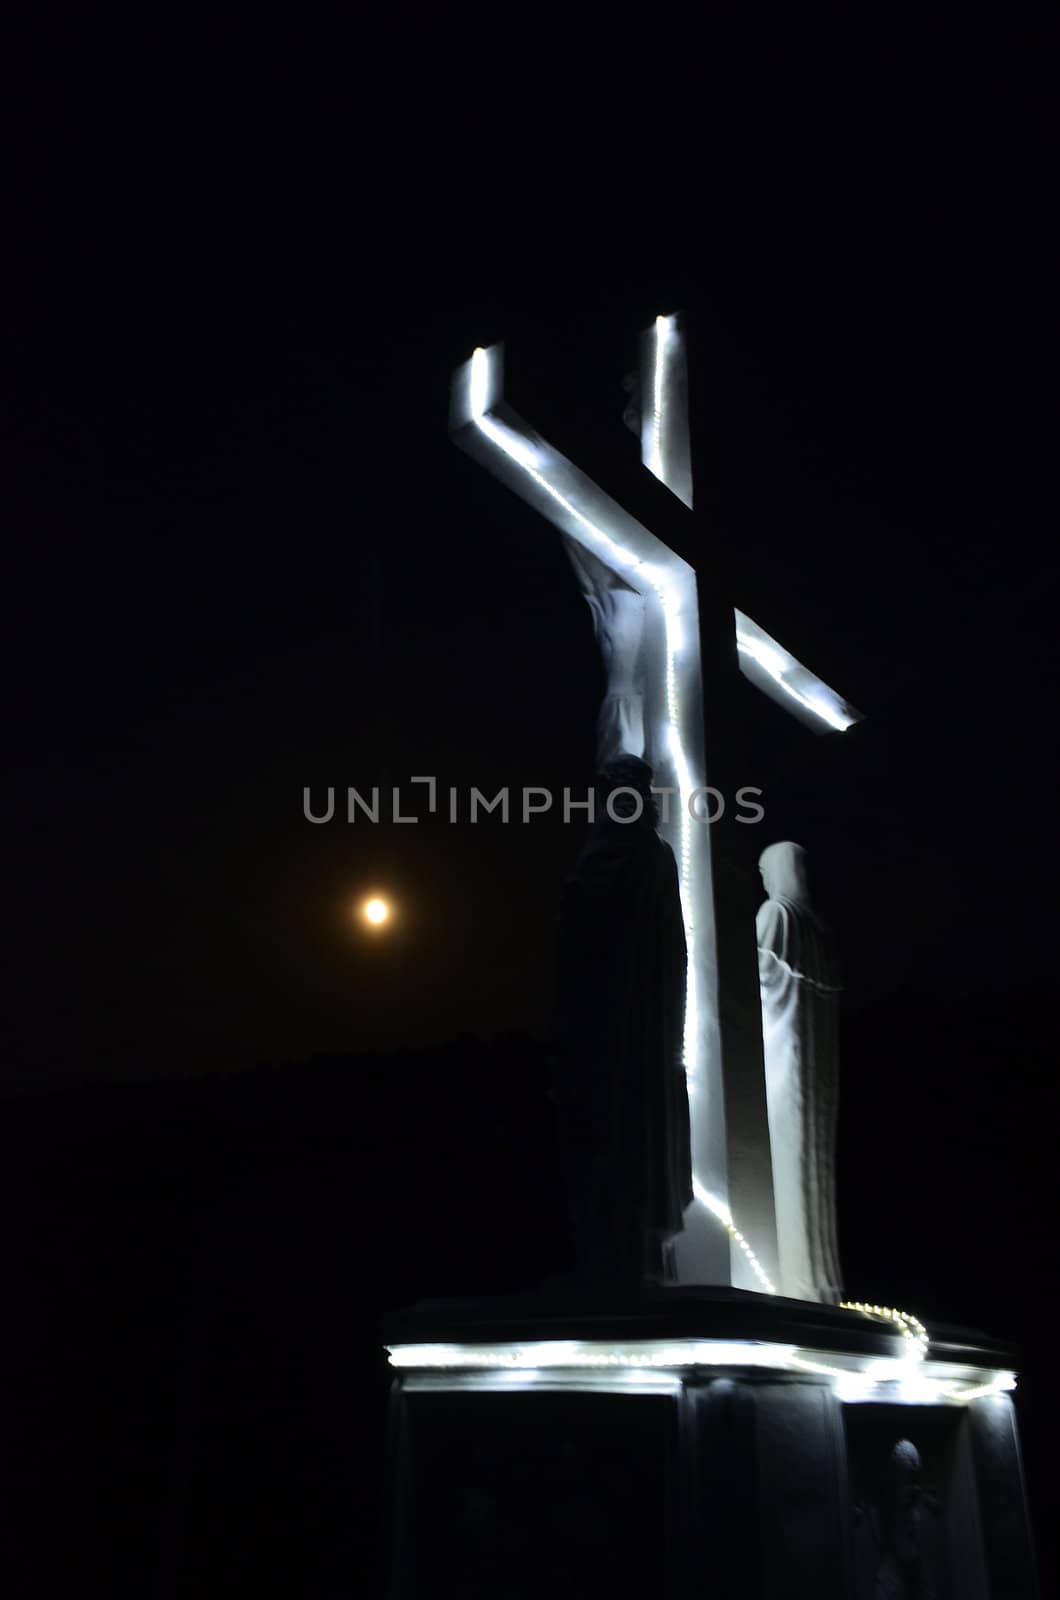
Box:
[758,840,811,906]
[597,753,658,828]
[886,1438,922,1481]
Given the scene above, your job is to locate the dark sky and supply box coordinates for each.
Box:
[3,14,1056,1082]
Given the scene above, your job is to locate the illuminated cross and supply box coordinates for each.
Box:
[450,316,860,1292]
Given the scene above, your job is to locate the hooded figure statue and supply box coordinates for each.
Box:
[554,754,692,1284]
[756,840,843,1304]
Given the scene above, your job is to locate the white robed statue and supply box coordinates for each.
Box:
[756,841,843,1304]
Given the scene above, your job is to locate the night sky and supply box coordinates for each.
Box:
[3,11,1058,1591]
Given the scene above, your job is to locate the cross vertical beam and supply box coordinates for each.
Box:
[636,317,779,1293]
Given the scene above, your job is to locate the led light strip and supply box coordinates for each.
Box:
[946,1373,1017,1403]
[649,314,667,479]
[693,1179,776,1295]
[386,1339,1015,1405]
[734,624,856,733]
[840,1300,929,1359]
[389,1341,796,1371]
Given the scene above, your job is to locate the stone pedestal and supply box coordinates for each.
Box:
[382,1289,1037,1598]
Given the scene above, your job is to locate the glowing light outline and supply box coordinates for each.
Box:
[734,613,858,733]
[693,1178,776,1294]
[839,1300,929,1360]
[648,313,668,480]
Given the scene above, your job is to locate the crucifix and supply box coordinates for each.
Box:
[449,313,861,1293]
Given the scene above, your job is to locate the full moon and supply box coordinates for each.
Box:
[362,896,390,927]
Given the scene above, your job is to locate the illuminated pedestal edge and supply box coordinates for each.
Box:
[386,1335,1016,1407]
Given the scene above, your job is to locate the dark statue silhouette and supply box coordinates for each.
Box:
[553,754,692,1284]
[851,1438,942,1599]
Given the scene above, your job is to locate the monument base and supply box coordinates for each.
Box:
[382,1288,1037,1598]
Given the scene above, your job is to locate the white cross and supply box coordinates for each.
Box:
[450,315,860,1291]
